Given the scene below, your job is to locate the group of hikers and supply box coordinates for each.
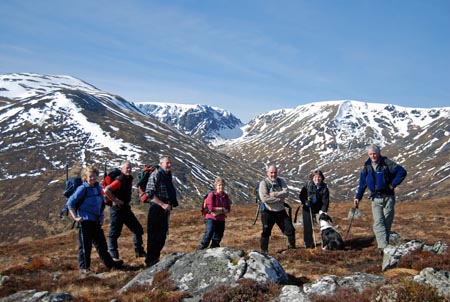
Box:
[66,145,407,275]
[66,156,177,274]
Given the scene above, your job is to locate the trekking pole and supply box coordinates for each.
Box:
[344,206,357,242]
[165,211,170,255]
[309,207,316,247]
[252,202,260,225]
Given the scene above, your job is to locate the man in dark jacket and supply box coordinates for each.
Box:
[104,160,146,260]
[354,145,407,253]
[144,156,178,267]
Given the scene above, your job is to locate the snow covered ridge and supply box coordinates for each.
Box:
[221,99,450,201]
[233,99,450,144]
[0,73,100,99]
[137,101,244,144]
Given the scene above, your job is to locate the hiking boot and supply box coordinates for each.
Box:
[112,259,124,269]
[135,248,147,258]
[287,235,296,249]
[260,236,269,254]
[79,268,91,275]
[145,259,158,268]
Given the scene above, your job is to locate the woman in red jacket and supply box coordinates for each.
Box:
[198,177,232,250]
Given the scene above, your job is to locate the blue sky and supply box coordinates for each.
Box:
[1,1,449,122]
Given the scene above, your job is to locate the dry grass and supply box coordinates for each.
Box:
[0,198,449,301]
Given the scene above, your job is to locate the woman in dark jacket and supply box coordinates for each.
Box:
[67,166,123,275]
[299,170,330,248]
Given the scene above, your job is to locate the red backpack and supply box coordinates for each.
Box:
[101,168,122,206]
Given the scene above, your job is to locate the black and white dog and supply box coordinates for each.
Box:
[319,212,345,250]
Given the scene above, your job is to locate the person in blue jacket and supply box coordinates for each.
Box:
[353,145,407,254]
[67,166,123,275]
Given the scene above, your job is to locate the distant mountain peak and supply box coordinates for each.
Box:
[137,101,244,144]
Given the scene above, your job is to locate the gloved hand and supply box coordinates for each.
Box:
[302,199,310,208]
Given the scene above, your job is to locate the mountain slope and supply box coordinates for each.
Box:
[221,100,450,201]
[0,73,261,243]
[137,102,244,144]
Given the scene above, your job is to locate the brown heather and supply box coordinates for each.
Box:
[0,198,449,301]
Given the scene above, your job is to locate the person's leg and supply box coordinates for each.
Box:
[146,204,168,266]
[383,196,396,245]
[210,220,225,248]
[372,197,388,249]
[199,218,214,249]
[260,210,275,253]
[108,208,124,259]
[302,208,314,248]
[274,210,295,249]
[92,222,121,269]
[278,211,295,249]
[78,222,93,273]
[123,209,146,257]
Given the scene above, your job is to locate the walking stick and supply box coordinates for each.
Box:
[252,203,260,225]
[344,207,356,242]
[309,207,316,247]
[165,211,170,254]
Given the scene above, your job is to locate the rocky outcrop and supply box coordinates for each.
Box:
[414,267,450,299]
[120,247,288,297]
[303,272,386,296]
[382,240,448,271]
[0,290,73,302]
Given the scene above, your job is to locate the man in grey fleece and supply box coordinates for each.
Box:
[258,164,295,253]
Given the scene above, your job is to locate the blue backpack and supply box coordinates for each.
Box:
[59,165,86,223]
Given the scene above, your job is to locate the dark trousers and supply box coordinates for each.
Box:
[199,218,225,249]
[78,221,114,269]
[146,203,169,265]
[302,207,317,248]
[108,206,144,259]
[261,209,295,238]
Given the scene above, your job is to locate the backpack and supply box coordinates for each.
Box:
[135,165,157,203]
[101,167,122,206]
[59,177,83,219]
[59,164,87,229]
[201,190,215,216]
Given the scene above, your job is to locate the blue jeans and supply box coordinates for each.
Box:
[371,195,395,248]
[199,218,225,250]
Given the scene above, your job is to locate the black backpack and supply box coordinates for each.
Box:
[201,190,215,216]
